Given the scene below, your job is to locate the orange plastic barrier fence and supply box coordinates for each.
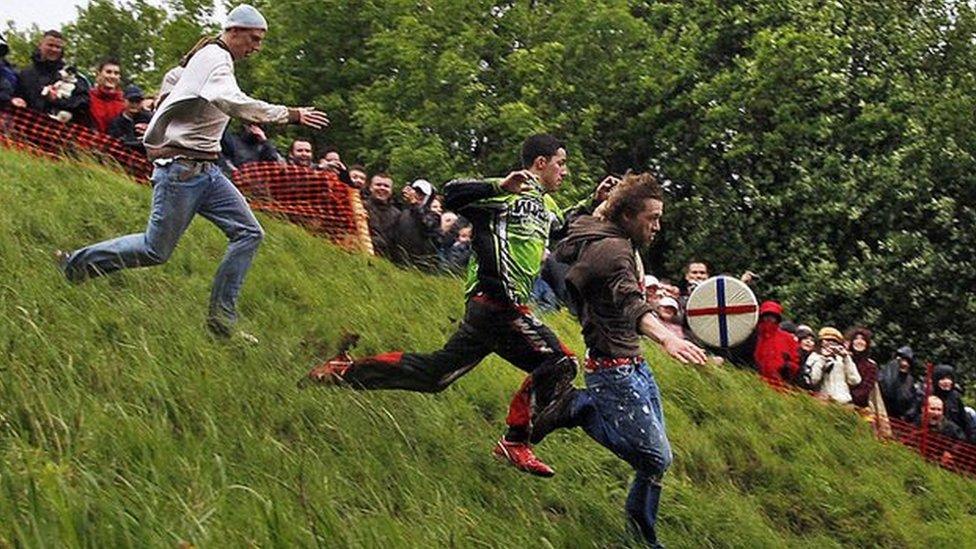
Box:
[0,107,372,254]
[759,372,976,479]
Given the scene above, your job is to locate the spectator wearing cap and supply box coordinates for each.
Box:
[219,123,283,171]
[391,179,441,269]
[846,327,880,408]
[0,33,25,109]
[15,30,91,124]
[806,326,861,404]
[752,301,800,383]
[879,345,922,421]
[656,296,685,340]
[795,324,816,365]
[644,275,661,307]
[932,364,975,443]
[88,58,125,133]
[107,84,153,149]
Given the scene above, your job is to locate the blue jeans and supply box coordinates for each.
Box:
[571,361,672,547]
[65,160,264,331]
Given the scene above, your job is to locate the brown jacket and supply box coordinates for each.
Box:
[554,215,653,358]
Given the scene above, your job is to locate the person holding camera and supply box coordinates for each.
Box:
[806,327,861,404]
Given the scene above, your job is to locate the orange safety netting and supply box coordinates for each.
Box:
[0,106,372,254]
[760,370,976,479]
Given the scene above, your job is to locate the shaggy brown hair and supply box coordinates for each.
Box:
[603,171,664,224]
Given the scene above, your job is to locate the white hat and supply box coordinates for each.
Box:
[658,296,679,311]
[644,275,660,288]
[223,4,268,30]
[410,179,434,197]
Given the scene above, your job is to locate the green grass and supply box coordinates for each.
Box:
[0,148,974,548]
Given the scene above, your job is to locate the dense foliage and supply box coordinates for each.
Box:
[7,0,974,384]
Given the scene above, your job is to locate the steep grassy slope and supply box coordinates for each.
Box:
[0,148,974,548]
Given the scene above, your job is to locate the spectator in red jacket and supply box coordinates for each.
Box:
[846,327,879,408]
[753,300,799,382]
[88,58,125,133]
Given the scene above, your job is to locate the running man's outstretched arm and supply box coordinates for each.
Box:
[443,170,536,212]
[201,62,329,129]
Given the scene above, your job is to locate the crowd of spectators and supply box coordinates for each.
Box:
[642,259,976,465]
[3,29,974,469]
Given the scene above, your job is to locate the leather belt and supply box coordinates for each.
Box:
[584,355,643,373]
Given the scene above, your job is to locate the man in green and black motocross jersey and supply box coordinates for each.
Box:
[305,134,578,477]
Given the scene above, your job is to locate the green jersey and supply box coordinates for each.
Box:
[443,178,562,305]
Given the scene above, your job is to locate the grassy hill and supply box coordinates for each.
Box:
[0,148,974,548]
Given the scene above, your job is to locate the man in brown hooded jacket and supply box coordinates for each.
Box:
[532,172,707,547]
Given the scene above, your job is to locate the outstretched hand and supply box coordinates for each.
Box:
[594,175,621,203]
[662,336,709,365]
[500,170,536,194]
[295,107,330,130]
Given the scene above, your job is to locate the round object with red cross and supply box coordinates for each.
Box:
[685,275,758,348]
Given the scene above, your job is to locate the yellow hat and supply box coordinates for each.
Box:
[818,327,843,342]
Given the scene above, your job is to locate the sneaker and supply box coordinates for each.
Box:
[299,332,361,388]
[53,249,74,280]
[492,438,555,477]
[300,352,354,387]
[530,387,579,445]
[206,317,259,345]
[231,330,260,345]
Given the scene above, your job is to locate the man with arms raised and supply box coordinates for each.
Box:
[535,172,707,547]
[305,134,578,477]
[57,5,329,341]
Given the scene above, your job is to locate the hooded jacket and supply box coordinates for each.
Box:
[15,50,90,118]
[848,328,879,408]
[752,301,800,382]
[554,215,653,357]
[879,346,921,420]
[933,364,974,442]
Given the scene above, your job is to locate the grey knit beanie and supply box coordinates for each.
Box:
[223,5,268,30]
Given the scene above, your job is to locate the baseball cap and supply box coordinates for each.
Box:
[123,84,144,101]
[658,297,680,311]
[410,179,434,197]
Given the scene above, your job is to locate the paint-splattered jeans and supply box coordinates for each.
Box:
[572,360,672,547]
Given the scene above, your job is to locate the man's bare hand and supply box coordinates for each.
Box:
[500,170,536,194]
[247,124,267,141]
[663,337,709,365]
[594,175,621,203]
[11,97,27,108]
[402,185,420,205]
[320,159,346,172]
[295,107,330,130]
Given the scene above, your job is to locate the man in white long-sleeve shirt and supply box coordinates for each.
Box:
[58,5,328,341]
